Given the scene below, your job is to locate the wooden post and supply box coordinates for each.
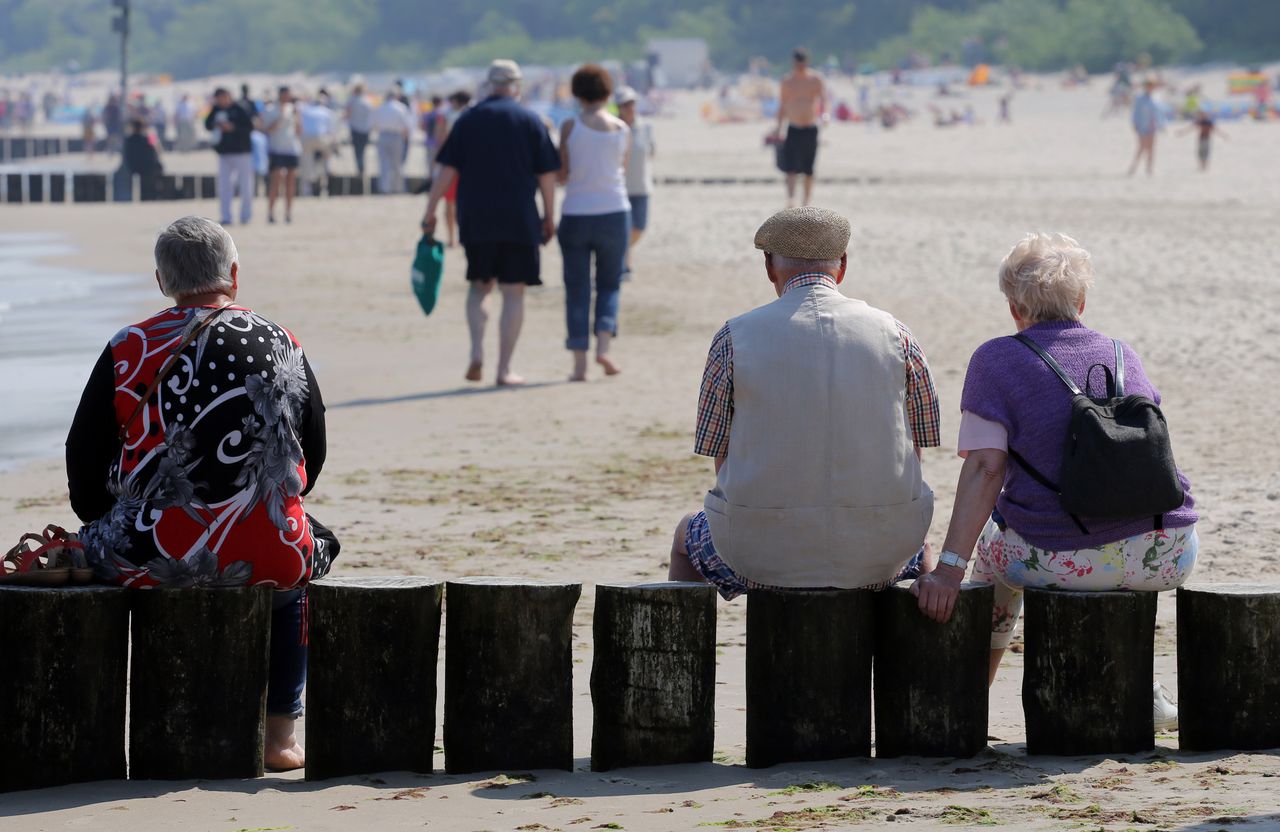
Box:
[0,586,130,792]
[874,583,993,758]
[590,582,716,771]
[1023,588,1156,755]
[1178,583,1280,751]
[746,588,874,768]
[129,586,271,780]
[444,577,581,773]
[306,576,443,780]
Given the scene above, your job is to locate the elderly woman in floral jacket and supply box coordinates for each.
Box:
[66,216,338,771]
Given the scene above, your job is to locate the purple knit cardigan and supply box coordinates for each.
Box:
[960,320,1197,551]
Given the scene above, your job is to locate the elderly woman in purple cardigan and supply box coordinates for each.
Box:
[913,232,1197,728]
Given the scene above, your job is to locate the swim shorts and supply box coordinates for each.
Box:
[778,125,819,176]
[463,241,542,285]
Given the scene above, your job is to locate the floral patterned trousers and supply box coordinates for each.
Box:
[972,519,1199,649]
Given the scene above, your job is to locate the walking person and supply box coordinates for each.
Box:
[174,93,197,152]
[615,86,654,280]
[345,81,373,178]
[774,47,827,207]
[80,106,97,159]
[421,60,560,387]
[558,65,632,380]
[299,90,336,196]
[262,87,302,224]
[205,87,255,225]
[1178,109,1228,172]
[103,93,124,155]
[1127,79,1161,176]
[371,90,412,194]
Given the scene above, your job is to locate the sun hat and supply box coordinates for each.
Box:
[753,207,851,260]
[615,86,638,106]
[488,59,523,85]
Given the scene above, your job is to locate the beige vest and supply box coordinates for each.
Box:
[704,281,933,587]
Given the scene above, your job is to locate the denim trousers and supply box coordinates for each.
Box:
[268,588,307,717]
[558,210,630,351]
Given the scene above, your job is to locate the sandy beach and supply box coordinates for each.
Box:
[1,71,1279,830]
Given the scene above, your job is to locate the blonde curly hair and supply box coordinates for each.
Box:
[998,232,1094,323]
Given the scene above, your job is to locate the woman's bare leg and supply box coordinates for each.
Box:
[267,169,280,220]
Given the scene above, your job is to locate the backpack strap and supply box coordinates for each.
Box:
[1113,339,1126,396]
[1013,333,1082,396]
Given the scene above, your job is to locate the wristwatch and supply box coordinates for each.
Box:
[937,550,969,570]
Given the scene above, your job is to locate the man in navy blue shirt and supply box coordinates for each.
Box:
[422,59,560,387]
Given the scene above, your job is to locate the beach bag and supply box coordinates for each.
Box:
[411,234,445,316]
[1007,333,1184,533]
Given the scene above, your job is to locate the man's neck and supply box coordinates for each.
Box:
[174,291,234,308]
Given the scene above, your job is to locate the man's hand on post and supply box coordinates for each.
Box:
[909,562,964,623]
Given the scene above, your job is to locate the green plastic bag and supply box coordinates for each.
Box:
[411,234,445,316]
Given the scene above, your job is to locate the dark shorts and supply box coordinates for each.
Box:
[464,241,542,285]
[628,195,650,231]
[779,125,819,175]
[268,153,299,171]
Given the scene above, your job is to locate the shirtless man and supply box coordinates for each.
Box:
[774,48,827,207]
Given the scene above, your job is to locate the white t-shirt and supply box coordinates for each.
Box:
[262,103,302,156]
[370,99,412,136]
[625,119,654,196]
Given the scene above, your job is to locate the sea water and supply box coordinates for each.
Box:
[0,232,152,470]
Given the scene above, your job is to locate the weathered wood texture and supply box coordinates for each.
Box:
[746,588,875,768]
[444,578,581,773]
[590,582,717,771]
[1023,588,1157,755]
[0,586,130,792]
[306,577,443,780]
[874,583,994,758]
[129,586,271,780]
[1178,583,1280,751]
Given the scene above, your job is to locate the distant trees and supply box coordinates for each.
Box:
[0,0,1273,78]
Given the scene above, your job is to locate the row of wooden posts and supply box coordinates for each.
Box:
[1,577,1276,793]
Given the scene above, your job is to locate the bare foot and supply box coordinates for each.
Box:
[496,373,526,387]
[568,372,588,382]
[465,362,483,382]
[596,354,622,376]
[265,716,304,772]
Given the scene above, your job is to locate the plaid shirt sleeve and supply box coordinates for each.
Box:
[897,321,942,448]
[694,324,734,458]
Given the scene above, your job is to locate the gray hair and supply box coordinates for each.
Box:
[770,253,843,275]
[998,232,1093,322]
[154,216,238,299]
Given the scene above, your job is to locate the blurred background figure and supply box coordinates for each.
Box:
[345,80,373,178]
[371,88,412,194]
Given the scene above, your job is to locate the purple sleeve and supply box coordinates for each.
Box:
[958,340,1012,430]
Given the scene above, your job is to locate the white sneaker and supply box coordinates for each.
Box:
[1153,681,1179,732]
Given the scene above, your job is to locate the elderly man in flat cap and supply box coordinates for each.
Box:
[668,207,941,597]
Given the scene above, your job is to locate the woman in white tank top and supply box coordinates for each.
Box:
[557,64,631,381]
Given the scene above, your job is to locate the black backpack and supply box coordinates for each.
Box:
[1006,333,1184,534]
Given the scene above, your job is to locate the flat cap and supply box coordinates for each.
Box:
[488,59,523,85]
[754,207,851,260]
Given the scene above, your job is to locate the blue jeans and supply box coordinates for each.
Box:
[268,588,307,717]
[558,210,629,351]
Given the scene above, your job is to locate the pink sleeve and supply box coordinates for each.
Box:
[957,410,1008,458]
